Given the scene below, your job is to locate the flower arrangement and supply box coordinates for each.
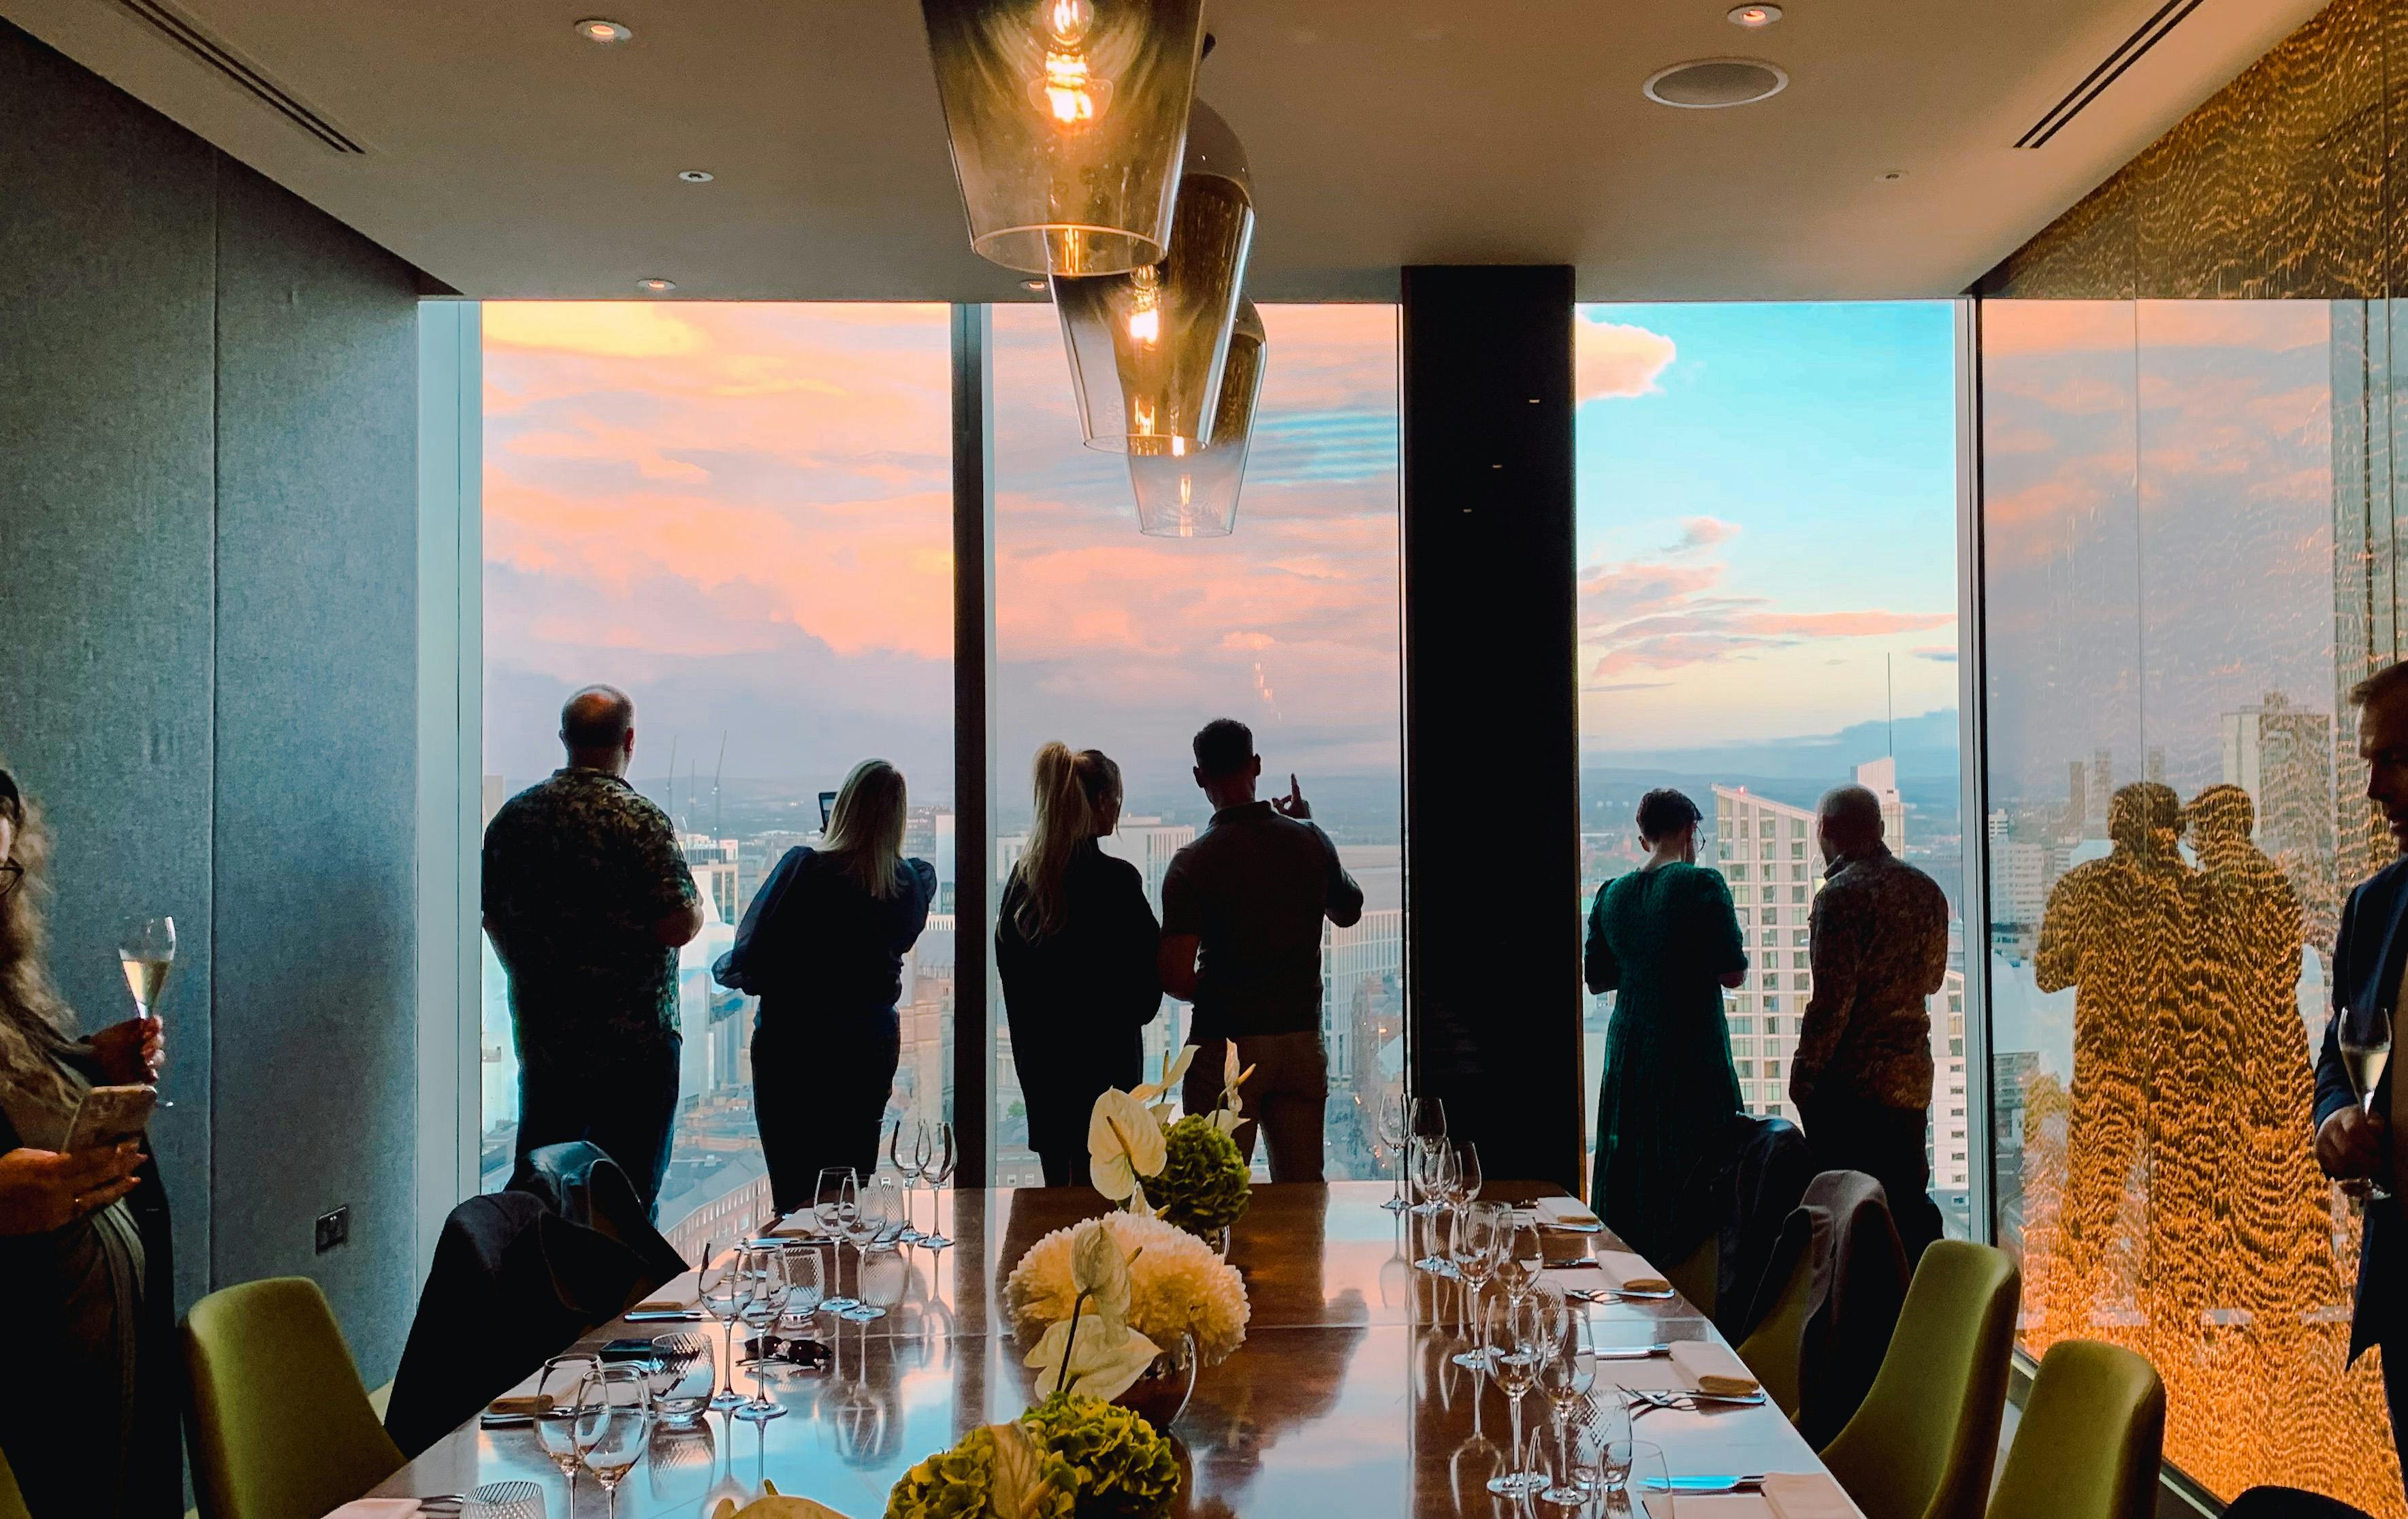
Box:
[1009,1211,1250,1371]
[1155,1115,1249,1236]
[882,1393,1178,1519]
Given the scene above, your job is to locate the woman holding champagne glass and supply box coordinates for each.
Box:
[0,764,179,1518]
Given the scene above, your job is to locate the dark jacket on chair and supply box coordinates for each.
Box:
[1745,1168,1910,1449]
[2314,856,2408,1364]
[1707,1113,1818,1338]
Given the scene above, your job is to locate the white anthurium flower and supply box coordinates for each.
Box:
[1070,1219,1134,1322]
[988,1420,1061,1519]
[1023,1312,1161,1401]
[1088,1089,1167,1201]
[1210,1106,1246,1137]
[1163,1042,1200,1088]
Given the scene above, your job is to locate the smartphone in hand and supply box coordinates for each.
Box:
[63,1085,156,1153]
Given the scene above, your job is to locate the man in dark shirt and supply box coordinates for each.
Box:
[1161,718,1364,1181]
[1789,783,1951,1262]
[482,686,703,1213]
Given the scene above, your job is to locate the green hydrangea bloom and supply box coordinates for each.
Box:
[1020,1394,1181,1519]
[1153,1115,1251,1236]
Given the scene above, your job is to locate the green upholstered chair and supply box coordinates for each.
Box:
[183,1277,406,1519]
[0,1443,31,1519]
[1986,1340,2165,1519]
[1818,1240,2020,1519]
[1665,1232,1719,1318]
[1735,1241,1814,1418]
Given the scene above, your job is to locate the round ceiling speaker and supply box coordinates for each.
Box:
[1642,57,1788,108]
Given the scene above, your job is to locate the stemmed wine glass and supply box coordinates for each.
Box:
[1449,1200,1509,1369]
[2343,1002,2394,1200]
[733,1245,790,1421]
[888,1119,931,1242]
[1408,1105,1449,1214]
[532,1354,601,1502]
[1411,1142,1459,1270]
[1481,1290,1549,1496]
[1453,1141,1483,1205]
[571,1364,654,1519]
[836,1174,888,1321]
[696,1243,754,1412]
[1539,1302,1598,1505]
[1377,1091,1418,1212]
[814,1168,861,1314]
[118,916,175,1105]
[1495,1220,1543,1311]
[918,1121,958,1251]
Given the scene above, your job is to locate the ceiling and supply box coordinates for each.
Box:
[0,0,2332,302]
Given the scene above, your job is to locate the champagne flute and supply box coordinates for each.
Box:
[814,1168,861,1313]
[118,916,174,1105]
[571,1365,653,1519]
[1377,1091,1417,1212]
[696,1244,753,1411]
[531,1354,600,1498]
[733,1246,790,1422]
[2343,1002,2394,1201]
[918,1121,958,1251]
[887,1119,929,1243]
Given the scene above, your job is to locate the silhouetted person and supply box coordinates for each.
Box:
[1161,718,1364,1181]
[1789,783,1951,1264]
[717,759,935,1211]
[1586,788,1748,1263]
[2035,780,2191,1332]
[483,686,702,1213]
[2317,660,2408,1498]
[997,743,1161,1187]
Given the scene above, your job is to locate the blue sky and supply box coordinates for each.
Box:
[1575,302,1961,751]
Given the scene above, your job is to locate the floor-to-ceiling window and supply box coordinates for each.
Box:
[1574,303,1966,1229]
[479,302,955,1260]
[1980,298,2401,1511]
[989,302,1404,1185]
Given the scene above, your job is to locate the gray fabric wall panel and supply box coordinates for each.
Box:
[0,25,220,1312]
[210,159,421,1379]
[0,20,425,1379]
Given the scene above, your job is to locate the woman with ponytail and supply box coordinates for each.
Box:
[996,744,1161,1186]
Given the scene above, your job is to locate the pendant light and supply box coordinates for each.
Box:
[1052,98,1253,455]
[1129,298,1264,537]
[921,0,1208,276]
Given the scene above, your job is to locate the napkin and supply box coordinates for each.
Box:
[1668,1339,1761,1396]
[1598,1250,1674,1295]
[1531,1196,1601,1229]
[1761,1473,1857,1519]
[1646,1496,1769,1519]
[629,1300,687,1313]
[485,1394,553,1417]
[322,1502,424,1519]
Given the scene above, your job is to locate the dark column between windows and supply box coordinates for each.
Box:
[1400,266,1583,1194]
[952,304,995,1188]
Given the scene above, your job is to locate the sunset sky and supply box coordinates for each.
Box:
[479,299,1966,806]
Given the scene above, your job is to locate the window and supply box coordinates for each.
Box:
[990,303,1402,1185]
[479,302,955,1260]
[1979,298,2388,1506]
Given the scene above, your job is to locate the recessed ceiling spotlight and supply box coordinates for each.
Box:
[1020,278,1046,291]
[1878,170,1908,182]
[575,18,632,45]
[1727,5,1782,27]
[1643,57,1789,108]
[677,170,715,183]
[637,277,676,293]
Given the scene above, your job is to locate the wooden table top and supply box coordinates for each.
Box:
[375,1183,1852,1519]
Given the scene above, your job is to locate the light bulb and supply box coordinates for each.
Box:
[1032,0,1112,126]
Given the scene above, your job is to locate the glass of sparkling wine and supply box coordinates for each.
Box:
[118,916,174,1107]
[2342,1002,2393,1200]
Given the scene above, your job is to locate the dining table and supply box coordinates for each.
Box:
[372,1181,1863,1519]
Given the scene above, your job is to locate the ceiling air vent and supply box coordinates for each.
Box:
[1643,58,1789,110]
[114,0,366,153]
[2015,0,2209,149]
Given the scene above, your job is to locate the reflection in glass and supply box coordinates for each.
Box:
[1129,298,1264,537]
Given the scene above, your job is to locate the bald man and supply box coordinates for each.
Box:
[482,685,703,1213]
[1790,782,1951,1262]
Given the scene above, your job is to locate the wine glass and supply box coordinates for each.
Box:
[837,1174,888,1321]
[531,1354,600,1497]
[1409,1132,1451,1217]
[887,1119,930,1242]
[1411,1142,1460,1271]
[2343,1002,2394,1201]
[1452,1141,1483,1205]
[734,1246,790,1421]
[118,916,174,1104]
[1482,1290,1549,1496]
[1449,1200,1509,1369]
[571,1365,653,1519]
[1530,1278,1573,1356]
[644,1334,711,1428]
[814,1168,861,1313]
[918,1121,958,1251]
[1496,1220,1544,1307]
[1377,1091,1417,1211]
[1539,1302,1597,1505]
[696,1244,753,1411]
[871,1177,910,1250]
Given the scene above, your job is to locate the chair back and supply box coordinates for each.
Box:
[1987,1340,2164,1519]
[1818,1240,2020,1519]
[1736,1238,1814,1416]
[183,1277,405,1519]
[0,1443,29,1519]
[1665,1230,1719,1318]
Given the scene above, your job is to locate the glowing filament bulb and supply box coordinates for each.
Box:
[1133,397,1155,435]
[1033,0,1110,126]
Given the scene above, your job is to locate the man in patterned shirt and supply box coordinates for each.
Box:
[1789,783,1951,1263]
[483,686,702,1214]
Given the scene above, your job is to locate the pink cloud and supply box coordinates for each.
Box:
[1667,516,1739,554]
[1577,319,1677,402]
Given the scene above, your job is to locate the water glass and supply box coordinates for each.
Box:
[571,1366,653,1519]
[1620,1440,1671,1518]
[780,1242,829,1331]
[1482,1290,1549,1496]
[643,1333,711,1427]
[1539,1305,1598,1505]
[462,1482,545,1519]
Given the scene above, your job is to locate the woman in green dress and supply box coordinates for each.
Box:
[1584,788,1747,1263]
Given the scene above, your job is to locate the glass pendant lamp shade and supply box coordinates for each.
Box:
[1053,99,1254,455]
[921,0,1208,275]
[1130,298,1264,538]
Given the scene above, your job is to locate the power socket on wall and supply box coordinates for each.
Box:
[315,1205,350,1254]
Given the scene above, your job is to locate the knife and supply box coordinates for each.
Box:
[1542,1258,1603,1269]
[1642,1475,1767,1493]
[1591,1343,1671,1360]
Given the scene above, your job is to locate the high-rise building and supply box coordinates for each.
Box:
[1710,785,1818,1120]
[679,833,743,926]
[1927,969,1970,1191]
[2223,689,2339,936]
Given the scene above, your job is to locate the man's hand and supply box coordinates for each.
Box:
[2318,1105,2388,1180]
[1271,774,1312,821]
[87,1017,163,1086]
[0,1142,144,1236]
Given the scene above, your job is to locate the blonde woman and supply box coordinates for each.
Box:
[715,759,935,1210]
[996,745,1161,1186]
